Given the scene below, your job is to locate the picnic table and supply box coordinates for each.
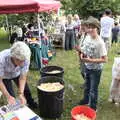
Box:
[0,101,42,120]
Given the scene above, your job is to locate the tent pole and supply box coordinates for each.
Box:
[5,15,9,32]
[37,13,43,68]
[5,15,11,42]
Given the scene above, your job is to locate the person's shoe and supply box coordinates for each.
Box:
[90,106,97,111]
[78,99,88,105]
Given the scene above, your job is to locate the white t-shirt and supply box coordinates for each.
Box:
[73,19,81,34]
[15,27,23,37]
[79,33,90,48]
[100,16,114,38]
[65,22,74,30]
[81,36,107,70]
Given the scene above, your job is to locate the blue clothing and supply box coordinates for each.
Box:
[112,26,119,43]
[112,26,119,38]
[84,68,102,110]
[65,30,75,50]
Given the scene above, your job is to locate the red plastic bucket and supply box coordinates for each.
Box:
[71,105,96,120]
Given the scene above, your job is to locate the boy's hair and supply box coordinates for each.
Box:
[105,9,112,15]
[114,22,118,26]
[27,24,33,29]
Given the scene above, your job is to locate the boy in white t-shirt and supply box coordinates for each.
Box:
[79,17,107,111]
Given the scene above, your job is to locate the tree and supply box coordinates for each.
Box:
[61,0,120,18]
[0,15,6,27]
[0,12,53,29]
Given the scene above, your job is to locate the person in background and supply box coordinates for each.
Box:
[108,57,120,106]
[28,16,45,38]
[26,24,34,39]
[79,17,107,111]
[100,9,114,51]
[54,17,66,48]
[0,42,37,109]
[21,22,28,41]
[15,22,23,41]
[65,14,75,50]
[9,27,18,45]
[54,17,65,34]
[75,20,90,88]
[73,14,81,45]
[112,22,119,45]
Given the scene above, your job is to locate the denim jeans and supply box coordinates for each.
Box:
[3,76,35,105]
[83,68,102,110]
[65,30,75,50]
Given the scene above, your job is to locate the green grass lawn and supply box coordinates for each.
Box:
[0,29,120,120]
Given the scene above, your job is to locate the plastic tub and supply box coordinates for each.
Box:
[71,105,96,120]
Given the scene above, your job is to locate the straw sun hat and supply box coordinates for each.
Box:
[86,17,100,29]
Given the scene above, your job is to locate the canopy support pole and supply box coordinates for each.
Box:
[5,15,9,32]
[37,13,43,68]
[5,15,11,42]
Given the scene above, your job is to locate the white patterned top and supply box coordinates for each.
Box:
[0,49,30,79]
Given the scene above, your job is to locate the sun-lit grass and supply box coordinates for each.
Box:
[0,28,120,120]
[0,27,9,50]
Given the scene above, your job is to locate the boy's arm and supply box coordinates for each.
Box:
[81,55,108,63]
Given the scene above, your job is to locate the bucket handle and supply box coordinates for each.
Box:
[55,94,64,101]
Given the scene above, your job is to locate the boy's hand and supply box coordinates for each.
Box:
[75,45,81,52]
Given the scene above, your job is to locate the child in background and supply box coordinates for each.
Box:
[112,22,119,45]
[75,20,90,87]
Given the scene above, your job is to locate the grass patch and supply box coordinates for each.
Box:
[0,27,9,50]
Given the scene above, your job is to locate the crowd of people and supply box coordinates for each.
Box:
[74,9,120,111]
[9,16,45,45]
[50,10,120,52]
[0,8,120,113]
